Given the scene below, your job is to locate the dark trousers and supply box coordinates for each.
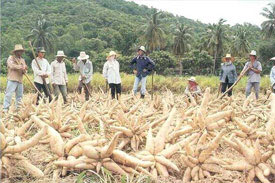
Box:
[221,82,234,96]
[34,82,52,104]
[77,81,90,101]
[109,83,121,99]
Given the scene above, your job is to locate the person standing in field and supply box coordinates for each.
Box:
[103,51,121,99]
[72,51,93,101]
[3,44,28,113]
[242,50,262,99]
[51,51,68,103]
[270,57,275,93]
[130,46,155,99]
[219,54,237,96]
[31,47,52,104]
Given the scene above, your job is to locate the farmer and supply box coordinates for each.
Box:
[51,51,68,103]
[130,46,155,99]
[242,50,262,99]
[3,44,28,113]
[31,47,52,104]
[184,77,202,96]
[270,57,275,93]
[219,54,237,96]
[72,51,93,101]
[103,51,121,99]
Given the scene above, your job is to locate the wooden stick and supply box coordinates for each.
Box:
[219,67,250,99]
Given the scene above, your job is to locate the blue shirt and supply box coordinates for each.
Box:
[130,55,155,78]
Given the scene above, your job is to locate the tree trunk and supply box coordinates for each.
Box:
[212,51,217,75]
[179,57,183,75]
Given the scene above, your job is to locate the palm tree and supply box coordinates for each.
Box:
[173,24,192,75]
[143,12,165,53]
[27,15,56,52]
[231,27,250,57]
[202,19,228,74]
[261,3,275,38]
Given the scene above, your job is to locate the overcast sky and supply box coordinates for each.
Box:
[127,0,273,26]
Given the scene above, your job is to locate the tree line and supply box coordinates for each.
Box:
[1,0,275,75]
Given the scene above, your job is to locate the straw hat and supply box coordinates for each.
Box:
[249,50,257,56]
[138,46,146,53]
[37,47,46,53]
[12,44,25,53]
[56,50,66,57]
[106,51,117,59]
[222,54,235,62]
[77,51,89,60]
[188,76,197,83]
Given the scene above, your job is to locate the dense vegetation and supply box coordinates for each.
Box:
[1,0,275,76]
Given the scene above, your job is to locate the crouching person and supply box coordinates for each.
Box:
[103,51,121,99]
[184,77,202,98]
[3,44,28,113]
[51,51,68,103]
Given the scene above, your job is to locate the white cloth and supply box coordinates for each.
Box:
[51,60,68,85]
[31,57,51,84]
[184,85,201,95]
[270,66,275,88]
[103,60,121,84]
[73,59,93,84]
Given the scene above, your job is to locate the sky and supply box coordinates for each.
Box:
[127,0,273,26]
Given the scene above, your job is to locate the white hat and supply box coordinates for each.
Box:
[188,76,197,83]
[138,46,146,52]
[222,53,235,62]
[270,57,275,61]
[249,50,257,56]
[56,50,66,57]
[77,51,89,60]
[12,44,25,53]
[106,51,117,59]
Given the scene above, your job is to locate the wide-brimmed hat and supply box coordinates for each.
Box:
[37,47,46,53]
[270,57,275,61]
[106,51,117,59]
[77,51,89,60]
[56,50,66,57]
[138,46,146,53]
[249,50,257,56]
[12,44,25,53]
[188,76,197,83]
[222,54,235,62]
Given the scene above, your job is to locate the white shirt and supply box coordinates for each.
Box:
[73,59,93,84]
[32,57,51,84]
[51,60,68,85]
[103,59,121,84]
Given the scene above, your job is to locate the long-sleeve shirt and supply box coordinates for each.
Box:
[103,60,121,84]
[130,55,155,78]
[7,55,27,83]
[219,62,237,83]
[243,61,262,83]
[31,57,51,84]
[184,85,201,95]
[73,59,93,84]
[270,66,275,88]
[51,60,68,85]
